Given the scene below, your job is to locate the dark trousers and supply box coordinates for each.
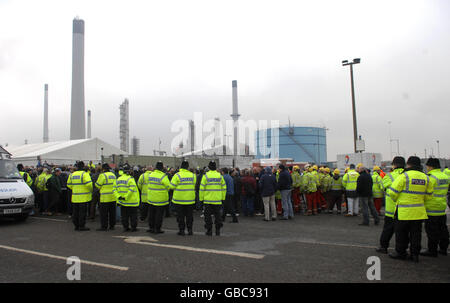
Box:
[48,191,61,213]
[204,204,223,231]
[121,206,138,229]
[99,202,116,229]
[148,204,165,231]
[176,204,194,231]
[233,194,241,214]
[395,219,423,256]
[72,202,88,229]
[139,202,148,220]
[222,194,237,220]
[42,191,49,212]
[379,216,396,249]
[89,192,99,219]
[425,215,449,252]
[328,191,343,211]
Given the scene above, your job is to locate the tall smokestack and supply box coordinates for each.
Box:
[119,99,130,153]
[87,110,92,139]
[230,80,240,162]
[70,17,86,140]
[43,84,49,143]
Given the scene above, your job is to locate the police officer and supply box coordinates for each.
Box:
[200,161,227,236]
[169,161,197,236]
[137,166,153,221]
[387,156,434,262]
[17,164,33,187]
[375,156,405,254]
[420,158,449,257]
[95,163,117,231]
[147,162,171,234]
[67,161,93,231]
[115,166,140,232]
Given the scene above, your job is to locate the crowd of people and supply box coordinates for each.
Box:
[16,155,449,262]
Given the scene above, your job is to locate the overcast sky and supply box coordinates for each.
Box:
[1,0,449,161]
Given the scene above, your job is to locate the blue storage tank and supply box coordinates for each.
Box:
[255,126,327,164]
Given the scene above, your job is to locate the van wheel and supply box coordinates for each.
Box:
[14,214,29,222]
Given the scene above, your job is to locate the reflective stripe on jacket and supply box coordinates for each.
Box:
[199,170,226,205]
[137,171,151,202]
[147,170,171,206]
[387,170,433,220]
[372,172,385,198]
[115,174,139,207]
[425,169,449,216]
[95,172,117,203]
[67,171,93,203]
[383,168,404,218]
[169,169,196,205]
[342,169,359,192]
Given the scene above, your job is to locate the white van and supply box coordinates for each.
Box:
[0,147,34,221]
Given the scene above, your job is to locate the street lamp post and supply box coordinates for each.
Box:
[436,140,440,159]
[342,58,361,153]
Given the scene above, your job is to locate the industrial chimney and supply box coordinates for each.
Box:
[70,17,86,140]
[230,80,240,162]
[87,110,92,139]
[43,84,49,143]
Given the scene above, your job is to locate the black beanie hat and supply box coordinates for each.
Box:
[208,161,216,170]
[77,161,85,169]
[181,160,189,169]
[425,158,441,169]
[156,162,164,171]
[392,156,406,168]
[102,163,111,171]
[406,156,421,167]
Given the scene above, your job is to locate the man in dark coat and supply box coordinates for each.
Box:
[357,167,379,226]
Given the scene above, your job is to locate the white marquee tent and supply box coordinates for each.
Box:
[6,138,127,166]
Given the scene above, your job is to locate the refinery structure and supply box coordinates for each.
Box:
[8,16,333,168]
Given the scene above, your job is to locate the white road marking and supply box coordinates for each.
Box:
[296,239,378,249]
[31,216,67,222]
[0,244,129,271]
[115,236,265,260]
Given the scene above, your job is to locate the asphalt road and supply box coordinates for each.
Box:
[0,210,448,283]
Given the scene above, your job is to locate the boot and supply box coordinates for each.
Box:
[177,230,185,236]
[389,251,407,260]
[205,229,212,236]
[375,247,388,254]
[312,209,318,215]
[438,249,447,256]
[187,229,193,236]
[306,210,312,216]
[419,249,438,257]
[215,227,221,236]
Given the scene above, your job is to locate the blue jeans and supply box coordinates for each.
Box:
[241,196,254,216]
[281,189,294,218]
[360,197,379,225]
